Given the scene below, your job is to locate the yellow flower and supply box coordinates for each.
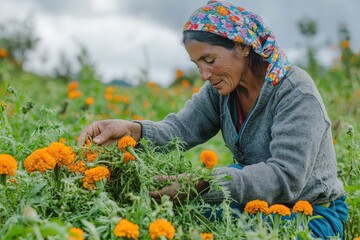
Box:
[68,227,84,240]
[268,204,291,216]
[244,199,269,215]
[149,219,175,240]
[47,142,76,167]
[67,160,86,173]
[0,154,17,176]
[292,200,313,216]
[118,136,137,151]
[200,150,218,169]
[123,152,135,164]
[201,232,214,240]
[24,148,57,173]
[113,218,140,240]
[82,166,110,190]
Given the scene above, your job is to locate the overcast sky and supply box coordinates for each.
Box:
[0,0,358,86]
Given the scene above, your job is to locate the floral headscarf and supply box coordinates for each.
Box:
[183,0,292,86]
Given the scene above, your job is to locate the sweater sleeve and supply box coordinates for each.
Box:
[202,82,331,205]
[135,81,221,149]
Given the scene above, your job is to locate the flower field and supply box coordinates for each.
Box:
[0,42,360,239]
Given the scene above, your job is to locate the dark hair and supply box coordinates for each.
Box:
[182,30,267,77]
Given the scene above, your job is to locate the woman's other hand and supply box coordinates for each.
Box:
[77,119,141,146]
[150,174,209,204]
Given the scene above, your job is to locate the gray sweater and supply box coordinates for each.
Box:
[137,66,345,205]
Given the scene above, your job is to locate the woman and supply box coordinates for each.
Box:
[77,1,347,238]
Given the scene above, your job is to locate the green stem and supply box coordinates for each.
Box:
[0,174,6,185]
[54,165,61,189]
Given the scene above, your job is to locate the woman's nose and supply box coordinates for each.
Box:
[199,66,212,81]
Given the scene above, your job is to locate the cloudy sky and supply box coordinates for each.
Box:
[0,0,358,86]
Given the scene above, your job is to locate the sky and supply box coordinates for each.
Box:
[0,0,358,86]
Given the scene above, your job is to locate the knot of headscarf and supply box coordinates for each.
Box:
[183,0,292,86]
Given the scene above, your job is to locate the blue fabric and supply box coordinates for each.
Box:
[203,164,348,239]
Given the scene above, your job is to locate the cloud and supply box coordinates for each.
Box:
[2,0,359,87]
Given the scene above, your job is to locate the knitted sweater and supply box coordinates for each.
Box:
[137,66,345,205]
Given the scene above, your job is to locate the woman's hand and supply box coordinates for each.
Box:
[150,174,209,204]
[77,119,141,146]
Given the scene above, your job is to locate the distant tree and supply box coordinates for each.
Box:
[297,18,319,78]
[0,16,39,67]
[54,52,75,83]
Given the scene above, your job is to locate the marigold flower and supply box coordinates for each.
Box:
[200,150,218,169]
[24,148,57,173]
[105,86,115,94]
[354,237,360,240]
[181,79,190,88]
[113,218,140,240]
[176,69,183,79]
[118,136,137,151]
[340,40,350,49]
[68,90,82,99]
[59,137,67,143]
[244,199,269,215]
[82,166,110,190]
[123,151,136,164]
[47,142,76,167]
[85,97,94,106]
[0,48,8,58]
[0,154,17,176]
[292,200,313,216]
[149,219,175,240]
[67,81,79,92]
[201,232,214,240]
[147,81,157,88]
[268,204,291,216]
[67,160,86,173]
[68,227,84,240]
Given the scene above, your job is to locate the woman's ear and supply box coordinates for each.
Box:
[235,43,251,57]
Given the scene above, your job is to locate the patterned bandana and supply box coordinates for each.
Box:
[183,0,292,86]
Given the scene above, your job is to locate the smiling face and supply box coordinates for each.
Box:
[185,40,250,96]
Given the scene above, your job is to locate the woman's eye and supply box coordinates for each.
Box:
[205,58,214,64]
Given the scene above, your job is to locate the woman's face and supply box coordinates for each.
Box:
[185,40,249,96]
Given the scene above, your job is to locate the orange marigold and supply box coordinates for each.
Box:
[67,81,79,92]
[0,154,17,176]
[47,142,76,167]
[68,227,84,240]
[85,97,94,106]
[123,151,136,164]
[268,204,291,216]
[24,148,57,173]
[201,232,214,240]
[113,218,140,240]
[244,199,269,215]
[200,150,218,169]
[67,160,86,173]
[82,166,110,190]
[292,200,313,216]
[0,48,8,58]
[68,90,82,99]
[354,237,360,240]
[118,136,137,151]
[149,219,175,240]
